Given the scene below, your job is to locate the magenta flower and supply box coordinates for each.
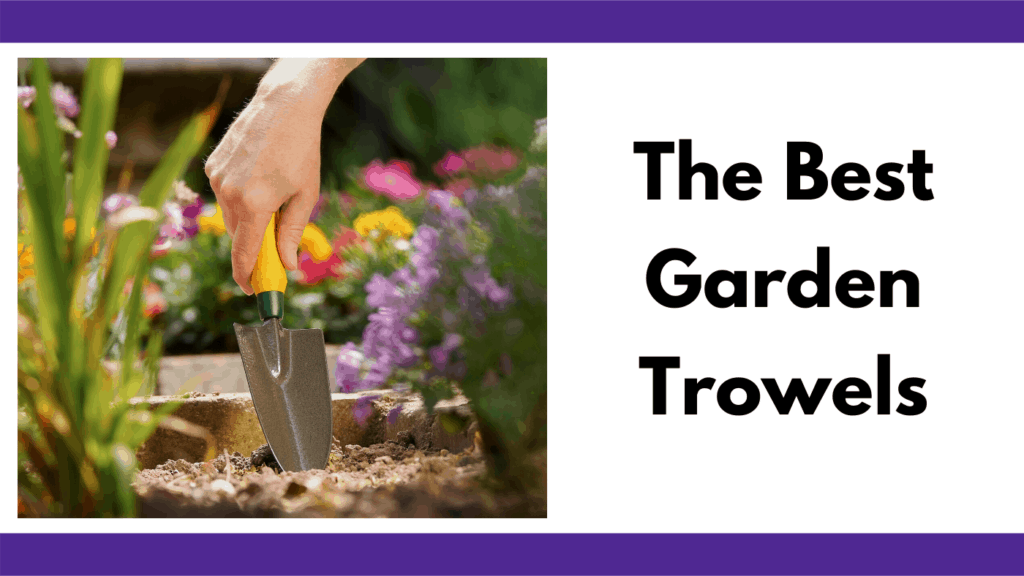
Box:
[434,151,467,177]
[363,159,422,201]
[105,131,117,150]
[461,145,519,178]
[50,83,80,118]
[297,252,344,285]
[180,197,204,239]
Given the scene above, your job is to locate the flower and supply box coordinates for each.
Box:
[17,86,36,108]
[443,178,474,199]
[105,131,117,150]
[103,193,137,214]
[297,252,345,285]
[173,181,198,205]
[159,202,186,241]
[143,281,167,317]
[426,190,469,226]
[353,395,380,427]
[309,194,328,221]
[363,159,422,200]
[333,227,363,252]
[335,343,364,392]
[18,243,34,284]
[180,197,204,239]
[434,152,467,177]
[461,145,519,178]
[50,83,80,119]
[300,223,333,262]
[198,204,227,235]
[353,206,414,240]
[387,405,403,425]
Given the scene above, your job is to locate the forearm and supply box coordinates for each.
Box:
[256,58,365,117]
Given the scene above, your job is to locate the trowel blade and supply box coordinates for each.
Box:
[233,318,332,472]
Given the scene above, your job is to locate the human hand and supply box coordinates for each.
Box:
[205,58,364,294]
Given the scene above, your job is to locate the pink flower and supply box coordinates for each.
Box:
[363,160,422,200]
[105,131,117,150]
[103,193,137,214]
[333,227,363,252]
[461,145,520,178]
[444,178,474,199]
[434,152,467,177]
[143,282,167,317]
[297,252,345,285]
[50,83,79,118]
[17,86,36,108]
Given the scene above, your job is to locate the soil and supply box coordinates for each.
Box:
[133,438,545,518]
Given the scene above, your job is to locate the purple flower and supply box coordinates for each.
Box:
[353,395,380,428]
[159,202,186,241]
[387,405,403,426]
[426,190,469,226]
[309,194,327,221]
[412,225,440,254]
[105,131,117,150]
[180,198,204,239]
[335,343,363,393]
[17,86,36,108]
[103,193,137,214]
[51,83,79,118]
[365,273,402,308]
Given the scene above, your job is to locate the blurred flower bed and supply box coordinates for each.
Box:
[142,132,544,357]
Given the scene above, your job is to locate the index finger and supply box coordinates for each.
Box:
[231,210,274,296]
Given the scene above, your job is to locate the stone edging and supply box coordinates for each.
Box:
[131,391,475,469]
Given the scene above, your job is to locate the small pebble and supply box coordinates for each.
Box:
[210,479,235,497]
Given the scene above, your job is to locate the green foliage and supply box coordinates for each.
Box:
[320,58,547,191]
[17,58,219,517]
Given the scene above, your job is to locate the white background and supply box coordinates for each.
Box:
[4,44,1023,533]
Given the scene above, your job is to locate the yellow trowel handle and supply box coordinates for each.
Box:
[252,213,288,321]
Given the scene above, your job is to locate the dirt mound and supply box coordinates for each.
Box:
[133,439,544,517]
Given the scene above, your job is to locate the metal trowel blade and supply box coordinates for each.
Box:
[233,318,332,472]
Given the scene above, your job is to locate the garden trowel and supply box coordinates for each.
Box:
[233,214,332,472]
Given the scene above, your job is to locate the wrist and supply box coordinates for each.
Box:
[256,58,356,118]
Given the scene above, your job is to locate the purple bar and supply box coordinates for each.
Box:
[2,1,1024,43]
[1,533,1023,575]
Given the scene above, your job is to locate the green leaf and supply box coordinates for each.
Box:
[29,59,67,243]
[72,59,122,267]
[18,106,68,368]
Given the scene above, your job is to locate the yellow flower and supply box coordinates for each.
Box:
[353,206,414,240]
[300,223,333,262]
[18,243,34,284]
[63,218,99,257]
[198,204,227,236]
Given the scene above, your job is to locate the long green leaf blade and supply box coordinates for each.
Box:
[72,59,123,265]
[18,106,68,366]
[30,59,68,244]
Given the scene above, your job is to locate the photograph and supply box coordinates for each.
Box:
[16,57,547,518]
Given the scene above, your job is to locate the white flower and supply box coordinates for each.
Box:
[106,206,160,229]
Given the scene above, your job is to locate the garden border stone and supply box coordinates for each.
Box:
[132,391,475,470]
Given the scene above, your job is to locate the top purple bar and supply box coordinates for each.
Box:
[2,1,1024,43]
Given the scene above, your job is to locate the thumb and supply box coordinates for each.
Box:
[277,192,318,271]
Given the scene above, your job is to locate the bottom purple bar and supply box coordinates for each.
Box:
[1,533,1022,575]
